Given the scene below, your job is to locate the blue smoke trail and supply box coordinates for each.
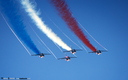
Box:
[0,0,40,54]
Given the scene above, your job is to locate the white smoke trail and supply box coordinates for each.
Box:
[78,22,108,51]
[21,0,71,51]
[1,14,31,55]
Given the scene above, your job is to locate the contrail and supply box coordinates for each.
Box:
[0,0,40,54]
[54,43,63,52]
[30,26,58,59]
[21,0,71,51]
[42,12,82,49]
[51,0,97,52]
[78,22,108,51]
[1,14,31,55]
[77,40,88,53]
[47,17,82,49]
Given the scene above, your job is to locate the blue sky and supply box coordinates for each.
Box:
[0,0,128,80]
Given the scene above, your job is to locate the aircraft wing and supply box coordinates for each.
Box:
[70,57,77,58]
[31,54,39,56]
[58,58,66,60]
[75,49,83,51]
[63,51,70,52]
[43,53,51,55]
[100,50,108,52]
[88,52,96,53]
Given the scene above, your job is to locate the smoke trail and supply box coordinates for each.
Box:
[51,0,97,52]
[1,14,31,55]
[0,0,40,54]
[21,0,71,51]
[42,12,82,49]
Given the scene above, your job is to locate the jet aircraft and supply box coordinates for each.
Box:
[58,56,77,61]
[88,50,107,55]
[31,53,51,58]
[64,49,82,54]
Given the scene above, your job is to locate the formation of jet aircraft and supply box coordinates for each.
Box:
[31,49,107,61]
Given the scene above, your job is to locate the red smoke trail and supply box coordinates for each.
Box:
[51,0,97,51]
